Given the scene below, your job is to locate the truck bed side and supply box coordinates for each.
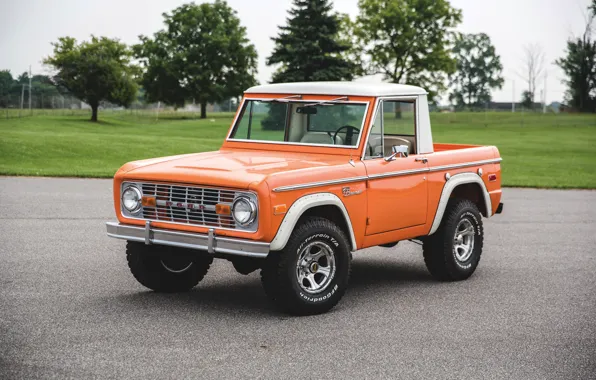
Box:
[433,143,484,152]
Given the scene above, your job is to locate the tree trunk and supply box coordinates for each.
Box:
[394,102,402,119]
[200,101,207,119]
[90,104,98,122]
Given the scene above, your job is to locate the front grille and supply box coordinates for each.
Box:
[139,183,239,229]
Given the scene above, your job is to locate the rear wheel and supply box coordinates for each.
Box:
[423,198,484,281]
[126,242,212,292]
[261,217,351,315]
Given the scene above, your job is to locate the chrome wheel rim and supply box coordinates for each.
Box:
[160,258,193,273]
[296,241,336,294]
[453,219,475,262]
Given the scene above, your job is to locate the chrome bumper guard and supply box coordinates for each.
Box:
[106,222,270,258]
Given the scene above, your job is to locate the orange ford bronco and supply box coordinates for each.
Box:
[106,82,503,315]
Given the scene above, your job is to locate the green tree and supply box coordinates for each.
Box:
[555,2,596,112]
[0,70,69,108]
[44,36,137,121]
[267,0,356,83]
[449,33,504,109]
[0,70,13,107]
[521,90,534,109]
[8,72,32,103]
[263,0,356,131]
[354,0,462,102]
[31,75,62,108]
[337,13,365,76]
[31,74,54,87]
[15,72,29,85]
[135,1,258,119]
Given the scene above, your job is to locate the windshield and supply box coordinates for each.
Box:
[228,100,367,147]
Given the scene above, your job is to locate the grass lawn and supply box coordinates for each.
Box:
[0,112,231,178]
[432,112,596,188]
[0,110,595,188]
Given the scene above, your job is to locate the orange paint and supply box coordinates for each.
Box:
[112,92,502,249]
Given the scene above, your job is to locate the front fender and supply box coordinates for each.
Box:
[269,193,357,251]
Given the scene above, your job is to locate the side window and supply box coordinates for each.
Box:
[382,100,417,154]
[382,101,415,136]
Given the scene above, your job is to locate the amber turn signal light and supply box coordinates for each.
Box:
[216,204,231,215]
[141,196,156,207]
[273,204,287,215]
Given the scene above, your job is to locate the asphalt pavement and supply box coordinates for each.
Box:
[1,177,595,380]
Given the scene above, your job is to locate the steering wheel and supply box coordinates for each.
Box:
[333,125,360,146]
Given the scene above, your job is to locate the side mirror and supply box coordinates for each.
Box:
[384,145,409,162]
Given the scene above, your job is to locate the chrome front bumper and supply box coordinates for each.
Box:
[106,222,270,258]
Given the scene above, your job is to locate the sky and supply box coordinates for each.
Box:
[0,0,592,103]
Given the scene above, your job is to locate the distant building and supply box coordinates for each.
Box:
[548,102,569,113]
[488,101,542,111]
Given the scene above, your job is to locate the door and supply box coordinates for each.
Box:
[363,99,428,235]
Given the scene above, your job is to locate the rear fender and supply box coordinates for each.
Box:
[429,173,492,235]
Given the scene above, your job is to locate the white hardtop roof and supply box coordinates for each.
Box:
[245,81,427,97]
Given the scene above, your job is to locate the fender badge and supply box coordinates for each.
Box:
[342,186,363,197]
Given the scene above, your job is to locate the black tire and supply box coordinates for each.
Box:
[261,217,351,316]
[231,257,261,275]
[423,198,484,281]
[126,241,213,292]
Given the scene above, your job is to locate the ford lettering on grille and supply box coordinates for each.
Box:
[159,200,210,211]
[133,182,244,230]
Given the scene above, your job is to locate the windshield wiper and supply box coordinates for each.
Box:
[266,94,303,103]
[301,96,349,107]
[259,95,349,105]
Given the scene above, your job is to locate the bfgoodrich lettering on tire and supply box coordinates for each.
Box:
[261,217,351,315]
[423,198,484,281]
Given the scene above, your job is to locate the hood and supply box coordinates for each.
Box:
[119,149,359,189]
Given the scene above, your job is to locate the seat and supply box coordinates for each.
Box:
[367,135,414,157]
[382,136,414,156]
[367,135,383,157]
[300,132,344,145]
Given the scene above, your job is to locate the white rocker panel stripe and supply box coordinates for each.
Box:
[429,173,492,235]
[269,193,357,252]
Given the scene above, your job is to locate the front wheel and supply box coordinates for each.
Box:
[126,242,213,292]
[261,217,351,315]
[423,198,484,281]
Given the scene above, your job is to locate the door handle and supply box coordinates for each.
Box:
[415,157,428,164]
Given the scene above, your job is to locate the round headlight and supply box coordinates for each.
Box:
[232,197,256,226]
[122,186,142,213]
